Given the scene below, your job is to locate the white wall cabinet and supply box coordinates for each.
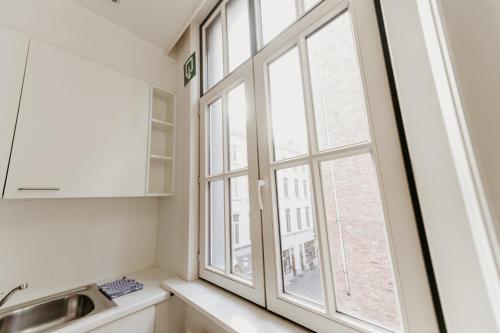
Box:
[4,39,151,199]
[0,27,29,196]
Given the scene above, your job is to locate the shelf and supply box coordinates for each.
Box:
[152,87,174,123]
[152,119,174,131]
[148,87,175,196]
[150,155,173,161]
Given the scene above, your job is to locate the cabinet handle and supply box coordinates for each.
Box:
[17,187,60,191]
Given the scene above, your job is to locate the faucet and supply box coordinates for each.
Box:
[0,283,29,308]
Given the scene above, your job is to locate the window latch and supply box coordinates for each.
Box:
[258,178,268,211]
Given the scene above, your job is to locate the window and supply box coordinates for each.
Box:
[257,0,322,46]
[305,207,310,228]
[297,208,302,230]
[283,177,289,197]
[202,0,324,93]
[200,63,265,305]
[233,220,240,245]
[233,213,240,223]
[205,14,223,90]
[231,145,238,163]
[227,0,252,72]
[201,1,438,332]
[283,249,291,274]
[285,208,291,233]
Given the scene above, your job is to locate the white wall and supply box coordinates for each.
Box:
[0,198,158,305]
[0,0,177,304]
[380,0,500,331]
[437,0,500,246]
[157,27,200,281]
[0,0,176,92]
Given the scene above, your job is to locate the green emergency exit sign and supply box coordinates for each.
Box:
[184,53,196,86]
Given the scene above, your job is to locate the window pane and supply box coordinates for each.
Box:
[268,47,309,161]
[276,165,324,306]
[230,176,253,280]
[227,0,252,71]
[228,83,248,170]
[303,0,320,11]
[208,98,223,175]
[259,0,297,45]
[320,154,402,330]
[209,180,225,271]
[206,14,224,90]
[307,12,370,151]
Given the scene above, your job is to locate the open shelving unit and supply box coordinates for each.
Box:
[147,87,175,197]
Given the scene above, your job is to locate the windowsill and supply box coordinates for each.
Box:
[162,277,311,333]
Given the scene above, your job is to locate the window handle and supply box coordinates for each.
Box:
[258,178,268,211]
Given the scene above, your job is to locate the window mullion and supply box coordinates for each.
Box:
[248,0,259,56]
[298,36,319,156]
[253,0,264,50]
[224,175,232,276]
[311,159,337,317]
[222,92,231,276]
[296,0,305,18]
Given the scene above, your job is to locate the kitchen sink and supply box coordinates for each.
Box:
[0,284,116,333]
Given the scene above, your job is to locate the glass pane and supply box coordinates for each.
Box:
[268,47,309,161]
[276,165,324,306]
[230,176,253,280]
[208,98,223,175]
[206,14,224,90]
[227,0,252,71]
[228,83,248,171]
[320,154,402,330]
[259,0,297,45]
[307,12,370,151]
[303,0,320,11]
[209,180,225,271]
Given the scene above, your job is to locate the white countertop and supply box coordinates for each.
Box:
[56,267,173,333]
[163,277,311,333]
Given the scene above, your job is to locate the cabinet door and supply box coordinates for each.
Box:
[4,39,150,198]
[0,27,29,197]
[88,307,155,333]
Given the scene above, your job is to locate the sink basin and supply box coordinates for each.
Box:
[0,284,116,333]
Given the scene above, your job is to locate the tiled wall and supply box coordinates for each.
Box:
[0,198,158,306]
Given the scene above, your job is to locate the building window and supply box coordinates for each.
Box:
[285,208,291,233]
[297,208,302,230]
[303,180,308,197]
[283,177,289,197]
[282,249,291,274]
[305,207,310,228]
[294,178,299,197]
[233,221,240,245]
[231,145,238,163]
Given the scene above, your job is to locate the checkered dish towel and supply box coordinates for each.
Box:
[98,277,144,299]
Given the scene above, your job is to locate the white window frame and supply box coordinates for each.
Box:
[202,0,324,94]
[253,0,438,332]
[201,7,226,94]
[199,0,440,331]
[199,60,266,306]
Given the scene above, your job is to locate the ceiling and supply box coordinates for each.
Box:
[74,0,203,51]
